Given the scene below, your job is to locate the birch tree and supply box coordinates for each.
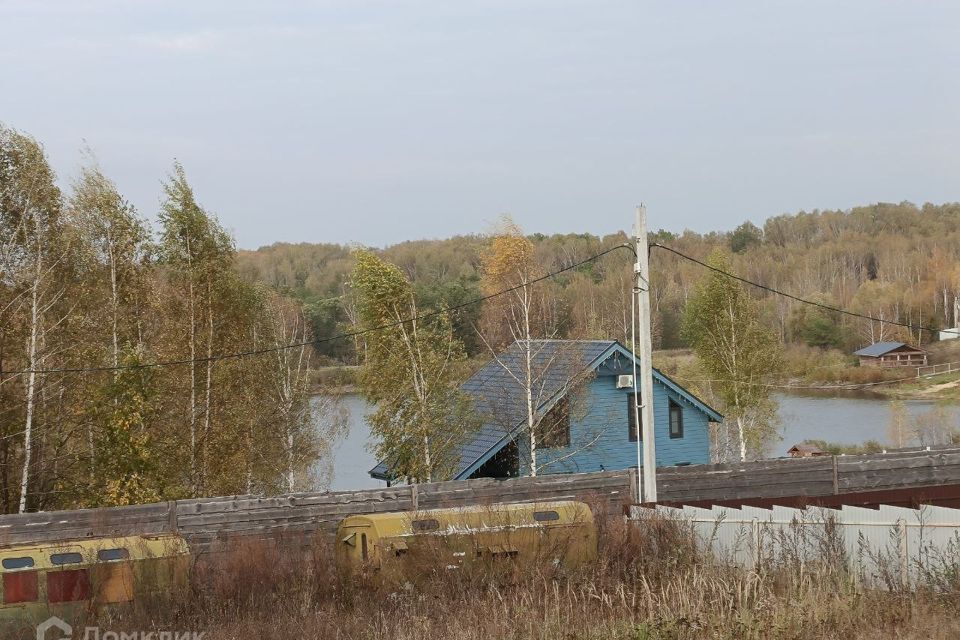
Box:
[682,249,781,461]
[0,127,68,512]
[157,163,233,496]
[264,292,344,492]
[351,249,474,483]
[887,400,909,448]
[477,218,593,476]
[70,163,150,369]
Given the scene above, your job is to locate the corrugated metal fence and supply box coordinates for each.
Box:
[632,503,960,588]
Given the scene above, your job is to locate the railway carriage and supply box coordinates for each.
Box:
[336,500,597,573]
[0,534,190,626]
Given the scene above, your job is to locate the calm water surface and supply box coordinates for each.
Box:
[776,391,960,454]
[322,394,383,491]
[318,392,960,491]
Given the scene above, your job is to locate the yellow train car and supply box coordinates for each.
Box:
[0,534,190,627]
[336,500,597,573]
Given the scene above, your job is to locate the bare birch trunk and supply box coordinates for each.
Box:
[108,227,119,372]
[246,325,257,494]
[201,280,214,495]
[286,421,295,492]
[727,300,747,462]
[736,415,747,462]
[18,275,41,513]
[394,301,434,482]
[523,282,537,477]
[186,240,198,496]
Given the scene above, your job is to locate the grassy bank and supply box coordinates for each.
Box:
[871,370,960,401]
[310,365,359,392]
[656,344,960,400]
[38,515,960,640]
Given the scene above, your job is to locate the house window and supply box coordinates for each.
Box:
[541,398,570,448]
[669,399,684,439]
[627,393,642,442]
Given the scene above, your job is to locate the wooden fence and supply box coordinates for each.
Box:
[916,361,960,378]
[3,448,960,551]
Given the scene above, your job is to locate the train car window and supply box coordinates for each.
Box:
[3,572,38,604]
[533,510,560,522]
[50,552,83,566]
[2,556,35,570]
[47,569,92,603]
[97,548,130,562]
[360,534,368,562]
[412,518,440,532]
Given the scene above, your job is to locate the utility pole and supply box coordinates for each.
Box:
[634,204,657,502]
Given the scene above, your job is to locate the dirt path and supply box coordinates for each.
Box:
[917,378,960,395]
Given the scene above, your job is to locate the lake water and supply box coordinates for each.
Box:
[321,393,384,491]
[776,391,960,454]
[318,392,960,491]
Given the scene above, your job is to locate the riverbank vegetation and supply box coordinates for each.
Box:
[240,203,960,366]
[38,513,960,640]
[0,126,344,514]
[6,123,960,509]
[240,200,960,461]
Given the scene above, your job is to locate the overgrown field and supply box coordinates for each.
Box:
[24,515,960,640]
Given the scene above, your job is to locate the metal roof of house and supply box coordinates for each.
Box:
[853,341,923,357]
[788,443,826,454]
[369,339,723,482]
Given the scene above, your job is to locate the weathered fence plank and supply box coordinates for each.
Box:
[4,449,960,549]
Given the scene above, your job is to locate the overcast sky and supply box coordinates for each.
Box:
[2,1,958,249]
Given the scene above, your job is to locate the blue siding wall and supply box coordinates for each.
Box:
[518,374,712,475]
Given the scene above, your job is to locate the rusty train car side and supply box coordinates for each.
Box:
[0,534,190,628]
[336,500,597,572]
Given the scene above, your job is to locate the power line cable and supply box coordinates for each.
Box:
[680,375,916,391]
[650,242,960,338]
[3,239,953,376]
[0,244,631,376]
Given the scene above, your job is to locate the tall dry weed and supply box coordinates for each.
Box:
[75,512,960,640]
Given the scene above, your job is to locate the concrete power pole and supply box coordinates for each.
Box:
[635,205,657,502]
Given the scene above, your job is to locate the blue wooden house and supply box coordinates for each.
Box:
[369,339,722,482]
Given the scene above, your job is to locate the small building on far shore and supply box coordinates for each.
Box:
[853,341,927,368]
[787,443,828,458]
[940,327,960,341]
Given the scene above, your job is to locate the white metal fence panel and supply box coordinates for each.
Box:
[630,503,960,588]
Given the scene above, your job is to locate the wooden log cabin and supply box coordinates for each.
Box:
[853,341,927,367]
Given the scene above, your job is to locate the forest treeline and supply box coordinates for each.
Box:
[0,127,343,514]
[239,201,960,362]
[6,122,960,511]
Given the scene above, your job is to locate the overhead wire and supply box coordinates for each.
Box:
[648,241,959,391]
[650,242,960,338]
[0,244,631,376]
[2,239,954,377]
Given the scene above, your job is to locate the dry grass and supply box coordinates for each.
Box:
[50,514,960,640]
